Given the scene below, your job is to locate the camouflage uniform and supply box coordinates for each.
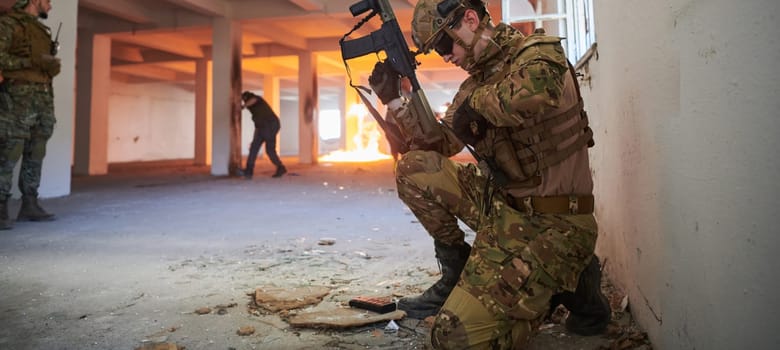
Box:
[389,23,597,349]
[0,8,59,202]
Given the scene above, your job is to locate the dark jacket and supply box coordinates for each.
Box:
[247,96,280,131]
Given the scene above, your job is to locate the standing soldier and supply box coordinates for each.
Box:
[0,0,60,229]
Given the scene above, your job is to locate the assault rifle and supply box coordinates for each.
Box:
[339,0,442,147]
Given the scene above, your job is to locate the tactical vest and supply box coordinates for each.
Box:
[2,11,54,83]
[476,30,594,189]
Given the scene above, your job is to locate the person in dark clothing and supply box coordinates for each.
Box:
[240,91,286,179]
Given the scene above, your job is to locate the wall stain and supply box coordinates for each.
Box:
[698,47,717,64]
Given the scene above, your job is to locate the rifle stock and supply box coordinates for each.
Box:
[340,0,442,145]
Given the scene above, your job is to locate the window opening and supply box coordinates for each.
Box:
[502,0,596,63]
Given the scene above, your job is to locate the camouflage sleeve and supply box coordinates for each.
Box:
[388,100,465,157]
[0,18,32,71]
[469,59,566,127]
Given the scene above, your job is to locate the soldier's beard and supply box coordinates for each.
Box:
[38,11,48,19]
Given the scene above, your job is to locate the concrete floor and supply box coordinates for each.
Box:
[0,159,627,350]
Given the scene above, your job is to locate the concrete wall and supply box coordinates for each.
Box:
[108,82,195,163]
[35,1,78,198]
[107,83,302,163]
[586,0,779,348]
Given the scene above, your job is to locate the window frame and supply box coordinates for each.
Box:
[501,0,596,64]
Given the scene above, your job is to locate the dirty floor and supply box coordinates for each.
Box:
[0,159,650,350]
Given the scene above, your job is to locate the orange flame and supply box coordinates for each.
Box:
[319,104,392,163]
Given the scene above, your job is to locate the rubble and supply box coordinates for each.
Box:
[288,308,406,329]
[236,326,255,336]
[253,286,331,312]
[134,343,184,350]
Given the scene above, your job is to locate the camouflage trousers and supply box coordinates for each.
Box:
[395,150,597,349]
[0,82,56,200]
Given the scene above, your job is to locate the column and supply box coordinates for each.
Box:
[39,0,78,196]
[344,76,359,151]
[297,52,318,164]
[194,59,211,166]
[73,33,110,176]
[211,17,242,175]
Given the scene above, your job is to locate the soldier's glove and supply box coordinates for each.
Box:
[368,61,401,105]
[452,98,489,146]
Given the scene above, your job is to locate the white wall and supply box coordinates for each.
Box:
[35,0,78,198]
[280,99,299,156]
[108,82,195,163]
[108,82,302,164]
[587,0,779,348]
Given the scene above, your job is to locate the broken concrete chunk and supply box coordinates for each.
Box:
[134,343,183,350]
[236,326,255,336]
[318,238,336,246]
[254,286,331,312]
[288,308,406,329]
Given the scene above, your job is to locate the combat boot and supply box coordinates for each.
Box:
[398,241,471,319]
[17,195,56,222]
[272,165,287,178]
[0,197,12,230]
[550,256,611,336]
[235,168,252,179]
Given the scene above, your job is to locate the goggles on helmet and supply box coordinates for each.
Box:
[431,10,465,56]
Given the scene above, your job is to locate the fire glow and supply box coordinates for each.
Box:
[319,104,392,163]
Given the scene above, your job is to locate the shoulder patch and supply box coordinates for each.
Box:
[514,34,568,68]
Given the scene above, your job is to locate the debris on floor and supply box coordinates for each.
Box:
[142,326,180,344]
[288,308,406,329]
[134,342,184,350]
[318,238,336,246]
[236,326,255,336]
[252,285,331,312]
[598,278,654,350]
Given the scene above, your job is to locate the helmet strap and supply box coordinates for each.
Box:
[444,15,490,70]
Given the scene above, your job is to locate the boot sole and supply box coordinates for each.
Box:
[397,299,443,319]
[398,306,440,319]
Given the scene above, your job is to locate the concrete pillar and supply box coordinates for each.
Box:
[337,88,346,150]
[211,18,242,175]
[263,76,281,156]
[263,76,280,114]
[298,52,318,164]
[194,59,211,166]
[37,0,78,197]
[344,77,359,151]
[73,33,110,176]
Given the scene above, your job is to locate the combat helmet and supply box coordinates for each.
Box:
[411,0,488,54]
[13,0,30,10]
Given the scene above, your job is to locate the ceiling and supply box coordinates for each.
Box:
[3,0,504,104]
